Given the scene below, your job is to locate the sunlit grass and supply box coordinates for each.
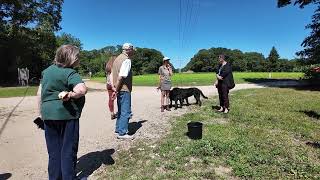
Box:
[92,72,303,86]
[98,88,320,179]
[0,86,38,98]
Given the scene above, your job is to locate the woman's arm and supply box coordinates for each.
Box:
[220,64,231,78]
[68,83,87,99]
[158,67,163,88]
[158,75,163,88]
[109,72,117,91]
[168,65,173,76]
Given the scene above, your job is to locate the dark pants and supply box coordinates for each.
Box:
[44,119,79,180]
[217,84,230,109]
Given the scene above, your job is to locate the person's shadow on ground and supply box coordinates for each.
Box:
[76,149,115,179]
[0,173,12,180]
[299,110,320,120]
[128,120,147,135]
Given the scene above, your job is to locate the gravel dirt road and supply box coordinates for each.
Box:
[0,82,264,179]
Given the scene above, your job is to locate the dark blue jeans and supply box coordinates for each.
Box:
[44,119,79,180]
[116,91,131,135]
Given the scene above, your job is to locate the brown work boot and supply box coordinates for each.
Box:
[161,106,164,112]
[165,105,171,111]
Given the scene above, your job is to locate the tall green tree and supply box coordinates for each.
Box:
[56,33,83,49]
[183,47,298,72]
[78,46,166,76]
[0,0,63,31]
[267,46,280,72]
[132,48,164,75]
[0,0,64,84]
[278,0,320,63]
[244,52,266,72]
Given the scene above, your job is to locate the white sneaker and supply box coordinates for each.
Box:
[117,134,134,140]
[114,131,129,135]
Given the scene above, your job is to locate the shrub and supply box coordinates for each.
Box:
[302,64,320,80]
[93,71,106,77]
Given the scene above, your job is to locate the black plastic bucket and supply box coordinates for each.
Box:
[187,122,203,140]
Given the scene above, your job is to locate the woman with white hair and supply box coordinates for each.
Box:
[37,44,87,179]
[158,57,173,112]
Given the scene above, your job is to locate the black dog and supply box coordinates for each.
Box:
[169,87,208,109]
[169,88,185,109]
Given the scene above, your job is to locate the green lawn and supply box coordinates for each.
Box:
[98,88,320,179]
[0,86,38,98]
[92,72,304,86]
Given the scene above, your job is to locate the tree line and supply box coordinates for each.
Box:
[182,47,305,73]
[0,0,319,84]
[78,45,166,76]
[0,0,64,84]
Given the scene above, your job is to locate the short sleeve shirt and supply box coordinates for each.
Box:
[119,59,131,77]
[41,65,85,120]
[158,65,171,81]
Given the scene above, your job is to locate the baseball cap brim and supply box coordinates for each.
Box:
[163,57,170,61]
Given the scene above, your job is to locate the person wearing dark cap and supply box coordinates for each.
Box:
[158,57,173,112]
[213,54,235,114]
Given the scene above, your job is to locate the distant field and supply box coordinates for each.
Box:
[92,72,304,86]
[0,86,38,98]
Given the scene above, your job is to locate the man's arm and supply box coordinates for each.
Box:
[115,59,131,92]
[115,77,124,92]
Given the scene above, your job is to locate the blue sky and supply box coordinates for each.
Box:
[58,0,316,68]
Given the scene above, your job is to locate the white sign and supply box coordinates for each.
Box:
[18,68,29,86]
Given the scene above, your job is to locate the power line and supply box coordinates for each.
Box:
[185,0,194,48]
[181,0,190,50]
[177,0,200,76]
[178,0,183,85]
[186,0,200,50]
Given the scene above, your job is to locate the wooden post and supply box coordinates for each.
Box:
[18,68,20,85]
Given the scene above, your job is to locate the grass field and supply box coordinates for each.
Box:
[0,86,38,98]
[98,88,320,179]
[0,72,304,98]
[92,72,304,86]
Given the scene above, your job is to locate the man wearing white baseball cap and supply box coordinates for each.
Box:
[111,42,135,139]
[158,56,173,112]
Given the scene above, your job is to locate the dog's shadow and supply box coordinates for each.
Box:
[306,141,320,149]
[76,149,115,179]
[128,120,147,135]
[211,105,221,110]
